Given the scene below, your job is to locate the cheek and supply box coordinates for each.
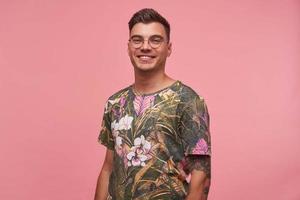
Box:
[127,49,134,58]
[158,50,169,58]
[128,48,137,57]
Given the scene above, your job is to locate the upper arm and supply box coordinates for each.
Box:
[102,148,114,172]
[185,155,211,178]
[178,95,211,156]
[178,95,212,190]
[98,100,115,150]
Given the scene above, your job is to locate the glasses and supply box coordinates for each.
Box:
[128,35,165,49]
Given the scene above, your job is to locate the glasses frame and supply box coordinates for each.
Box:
[128,35,166,49]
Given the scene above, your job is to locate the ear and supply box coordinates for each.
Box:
[127,42,130,56]
[167,42,172,57]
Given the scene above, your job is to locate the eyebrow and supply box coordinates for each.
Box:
[130,34,163,38]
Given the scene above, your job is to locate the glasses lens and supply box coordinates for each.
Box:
[129,36,164,49]
[130,36,143,48]
[149,36,163,48]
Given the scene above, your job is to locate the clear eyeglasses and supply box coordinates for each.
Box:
[128,35,165,49]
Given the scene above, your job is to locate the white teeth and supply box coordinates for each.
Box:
[140,56,151,60]
[139,56,153,60]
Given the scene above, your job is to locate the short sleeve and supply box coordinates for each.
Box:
[98,100,115,150]
[178,95,211,156]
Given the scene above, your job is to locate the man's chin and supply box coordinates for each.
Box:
[134,64,157,72]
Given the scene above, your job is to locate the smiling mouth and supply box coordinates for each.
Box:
[137,55,156,62]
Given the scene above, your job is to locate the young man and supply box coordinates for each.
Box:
[94,8,211,200]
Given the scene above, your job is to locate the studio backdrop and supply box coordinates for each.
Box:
[0,1,299,199]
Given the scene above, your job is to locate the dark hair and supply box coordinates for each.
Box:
[128,8,170,42]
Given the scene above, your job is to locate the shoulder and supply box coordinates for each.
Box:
[178,81,206,106]
[102,84,131,111]
[107,85,131,101]
[176,82,210,120]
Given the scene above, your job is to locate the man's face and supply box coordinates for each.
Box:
[127,22,172,72]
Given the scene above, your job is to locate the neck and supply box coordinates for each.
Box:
[132,69,176,94]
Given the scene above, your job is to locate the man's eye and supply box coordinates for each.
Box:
[150,38,163,43]
[132,38,142,43]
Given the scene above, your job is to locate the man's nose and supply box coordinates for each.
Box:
[141,39,151,50]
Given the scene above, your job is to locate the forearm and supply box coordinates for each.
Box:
[94,149,114,200]
[185,176,210,200]
[184,155,211,200]
[94,167,111,200]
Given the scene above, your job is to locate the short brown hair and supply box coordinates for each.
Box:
[128,8,171,42]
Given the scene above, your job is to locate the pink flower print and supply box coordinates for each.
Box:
[116,136,122,147]
[120,96,126,107]
[112,107,121,119]
[133,95,155,116]
[114,136,123,156]
[126,151,148,167]
[126,135,152,167]
[134,135,151,152]
[111,121,118,132]
[109,96,127,118]
[111,129,123,156]
[192,138,209,154]
[118,114,133,130]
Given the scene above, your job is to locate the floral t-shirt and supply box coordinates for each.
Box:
[98,80,211,200]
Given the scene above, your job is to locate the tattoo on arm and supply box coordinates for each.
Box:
[185,155,211,178]
[185,155,211,198]
[202,177,211,197]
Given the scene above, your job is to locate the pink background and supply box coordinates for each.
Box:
[1,1,299,199]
